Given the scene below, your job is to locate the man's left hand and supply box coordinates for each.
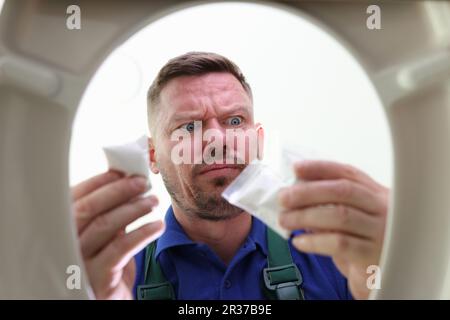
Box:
[278,160,389,299]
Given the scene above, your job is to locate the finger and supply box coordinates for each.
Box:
[80,195,159,258]
[122,260,136,291]
[333,257,350,277]
[279,205,382,240]
[292,232,374,265]
[74,176,149,232]
[99,220,165,273]
[71,170,123,201]
[293,160,381,191]
[279,179,386,216]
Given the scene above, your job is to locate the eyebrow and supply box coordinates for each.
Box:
[170,111,203,124]
[219,105,252,118]
[169,105,252,124]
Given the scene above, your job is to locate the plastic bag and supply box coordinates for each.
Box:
[102,135,152,189]
[222,159,289,238]
[222,147,316,239]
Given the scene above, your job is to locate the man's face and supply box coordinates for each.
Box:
[150,72,260,220]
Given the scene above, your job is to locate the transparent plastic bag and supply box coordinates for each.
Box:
[222,147,317,239]
[222,159,289,238]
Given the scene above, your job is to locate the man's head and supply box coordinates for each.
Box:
[147,52,262,221]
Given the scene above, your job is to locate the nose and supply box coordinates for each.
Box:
[203,118,225,133]
[202,118,228,163]
[202,118,227,145]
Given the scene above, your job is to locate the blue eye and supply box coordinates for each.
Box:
[181,122,195,132]
[228,116,243,126]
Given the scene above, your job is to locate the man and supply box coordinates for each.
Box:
[72,52,389,300]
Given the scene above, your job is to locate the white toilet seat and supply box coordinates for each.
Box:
[0,1,449,299]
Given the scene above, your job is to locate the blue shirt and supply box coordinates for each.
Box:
[133,206,353,300]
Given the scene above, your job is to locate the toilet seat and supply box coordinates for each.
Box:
[0,1,449,299]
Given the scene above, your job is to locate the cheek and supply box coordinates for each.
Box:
[159,155,193,184]
[170,135,200,164]
[230,128,259,163]
[156,138,179,162]
[154,145,176,177]
[179,165,194,183]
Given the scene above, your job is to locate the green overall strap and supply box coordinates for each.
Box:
[136,240,175,300]
[262,227,305,300]
[137,227,304,300]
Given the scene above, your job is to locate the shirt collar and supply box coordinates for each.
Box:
[247,215,268,256]
[155,206,269,258]
[155,206,195,259]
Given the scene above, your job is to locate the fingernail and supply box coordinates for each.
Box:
[108,170,123,179]
[141,197,154,207]
[131,176,147,191]
[278,189,289,207]
[278,213,287,227]
[294,161,305,177]
[151,220,165,233]
[148,196,159,206]
[294,161,304,168]
[293,237,306,247]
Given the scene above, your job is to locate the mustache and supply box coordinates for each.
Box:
[203,147,247,163]
[191,147,249,176]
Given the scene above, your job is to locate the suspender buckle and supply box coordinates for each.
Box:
[263,264,304,300]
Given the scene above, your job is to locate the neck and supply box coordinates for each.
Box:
[172,203,252,265]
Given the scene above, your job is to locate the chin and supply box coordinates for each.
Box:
[212,176,234,188]
[193,181,229,203]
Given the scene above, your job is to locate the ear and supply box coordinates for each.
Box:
[148,137,160,174]
[256,123,264,160]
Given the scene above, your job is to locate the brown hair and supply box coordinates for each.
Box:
[147,51,252,134]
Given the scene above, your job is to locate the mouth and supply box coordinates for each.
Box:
[198,164,242,177]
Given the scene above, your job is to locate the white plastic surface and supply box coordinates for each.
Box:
[0,0,449,299]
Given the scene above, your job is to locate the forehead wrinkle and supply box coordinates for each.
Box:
[159,73,252,126]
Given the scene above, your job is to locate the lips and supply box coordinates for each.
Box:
[198,164,241,175]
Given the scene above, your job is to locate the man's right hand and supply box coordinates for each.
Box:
[71,171,164,299]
